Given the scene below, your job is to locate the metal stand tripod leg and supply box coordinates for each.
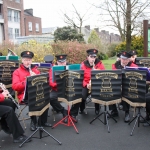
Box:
[52,105,79,134]
[90,105,117,133]
[128,107,150,136]
[19,116,62,148]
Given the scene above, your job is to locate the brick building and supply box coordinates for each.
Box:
[24,9,42,36]
[0,0,42,43]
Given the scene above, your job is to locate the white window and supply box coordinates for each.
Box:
[15,0,20,3]
[36,23,39,32]
[28,22,32,31]
[15,28,19,38]
[14,10,20,22]
[7,9,12,21]
[8,28,13,39]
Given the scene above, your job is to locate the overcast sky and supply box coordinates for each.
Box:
[24,0,118,34]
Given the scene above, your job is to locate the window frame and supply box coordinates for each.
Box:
[28,22,32,31]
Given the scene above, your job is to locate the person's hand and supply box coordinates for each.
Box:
[29,71,36,76]
[2,90,9,98]
[87,83,91,90]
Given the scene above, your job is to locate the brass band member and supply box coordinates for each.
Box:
[80,49,105,115]
[0,84,31,143]
[129,50,138,64]
[12,51,51,131]
[111,51,138,122]
[49,54,80,122]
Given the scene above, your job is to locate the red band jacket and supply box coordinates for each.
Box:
[49,68,57,91]
[81,58,105,87]
[12,64,40,103]
[112,60,138,70]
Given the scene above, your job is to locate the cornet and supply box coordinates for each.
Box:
[29,65,36,76]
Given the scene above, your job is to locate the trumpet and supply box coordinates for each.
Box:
[0,83,20,109]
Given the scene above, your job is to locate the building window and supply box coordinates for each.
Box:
[28,22,32,31]
[15,0,20,3]
[8,28,13,39]
[7,9,12,21]
[15,28,19,38]
[14,10,20,22]
[36,23,39,32]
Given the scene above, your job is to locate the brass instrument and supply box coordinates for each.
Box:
[88,62,95,93]
[29,65,36,76]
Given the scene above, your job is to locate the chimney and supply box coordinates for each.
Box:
[94,28,99,33]
[85,25,90,30]
[24,9,33,16]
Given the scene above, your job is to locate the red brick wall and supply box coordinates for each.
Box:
[2,0,24,41]
[24,15,42,36]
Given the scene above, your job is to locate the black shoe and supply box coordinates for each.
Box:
[71,115,78,123]
[119,104,123,110]
[79,110,86,114]
[13,135,32,143]
[143,122,150,127]
[30,122,37,131]
[41,122,52,127]
[95,109,100,115]
[110,110,119,117]
[124,112,130,123]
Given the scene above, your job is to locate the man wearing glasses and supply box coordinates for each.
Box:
[80,49,105,115]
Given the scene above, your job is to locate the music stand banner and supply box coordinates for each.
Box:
[38,63,52,74]
[136,57,150,67]
[122,69,146,103]
[0,60,19,86]
[55,70,84,101]
[27,73,50,114]
[91,70,122,102]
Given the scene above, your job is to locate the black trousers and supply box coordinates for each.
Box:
[50,90,80,116]
[146,93,150,114]
[80,87,99,111]
[0,99,24,139]
[30,109,49,125]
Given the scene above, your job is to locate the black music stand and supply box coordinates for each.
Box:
[122,69,149,136]
[19,74,61,147]
[89,70,122,133]
[90,105,117,133]
[128,106,150,136]
[51,70,84,134]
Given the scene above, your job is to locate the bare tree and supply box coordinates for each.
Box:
[63,4,92,33]
[95,0,150,50]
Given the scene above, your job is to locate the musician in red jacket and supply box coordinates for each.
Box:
[80,49,105,115]
[129,50,138,64]
[12,51,51,131]
[0,86,31,143]
[49,54,80,122]
[111,51,138,122]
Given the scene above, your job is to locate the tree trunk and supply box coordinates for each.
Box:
[126,0,131,51]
